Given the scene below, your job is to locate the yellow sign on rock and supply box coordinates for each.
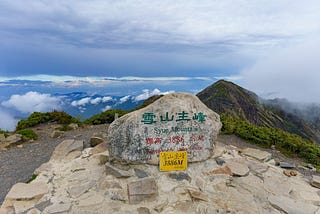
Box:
[159,151,187,171]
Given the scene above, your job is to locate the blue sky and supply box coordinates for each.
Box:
[1,1,320,130]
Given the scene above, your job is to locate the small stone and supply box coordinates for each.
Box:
[105,162,132,178]
[50,131,64,138]
[134,168,148,178]
[283,169,298,177]
[174,201,192,213]
[241,148,272,162]
[311,175,320,189]
[215,157,225,166]
[81,148,93,158]
[137,207,151,214]
[279,162,295,169]
[6,182,48,200]
[168,172,191,182]
[187,188,209,202]
[90,136,104,147]
[127,177,158,204]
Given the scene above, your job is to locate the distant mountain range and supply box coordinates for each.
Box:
[197,80,320,144]
[32,80,320,145]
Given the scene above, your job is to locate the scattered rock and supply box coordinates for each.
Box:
[43,202,72,214]
[105,162,132,178]
[134,168,148,178]
[215,157,225,166]
[127,177,158,204]
[51,139,84,160]
[187,188,209,202]
[108,92,222,164]
[279,162,295,169]
[241,148,272,162]
[92,142,108,154]
[137,207,151,214]
[67,181,95,198]
[168,172,191,182]
[4,134,23,148]
[311,175,320,189]
[226,159,250,177]
[27,208,41,214]
[6,182,48,200]
[268,195,318,214]
[90,136,104,147]
[283,169,298,177]
[69,123,78,130]
[207,166,232,176]
[50,131,64,138]
[306,164,317,172]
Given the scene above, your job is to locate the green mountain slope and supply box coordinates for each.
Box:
[197,80,320,144]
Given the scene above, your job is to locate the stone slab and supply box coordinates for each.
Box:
[241,148,272,161]
[6,182,48,200]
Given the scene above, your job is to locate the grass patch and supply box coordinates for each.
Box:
[26,174,38,183]
[15,129,38,140]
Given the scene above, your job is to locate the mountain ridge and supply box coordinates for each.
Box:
[197,80,320,144]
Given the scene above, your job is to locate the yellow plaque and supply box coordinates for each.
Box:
[159,151,187,171]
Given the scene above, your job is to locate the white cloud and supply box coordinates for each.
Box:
[102,96,112,102]
[1,91,61,113]
[101,105,112,112]
[90,97,102,105]
[71,97,91,106]
[239,38,320,103]
[134,89,174,101]
[119,95,131,104]
[0,108,18,131]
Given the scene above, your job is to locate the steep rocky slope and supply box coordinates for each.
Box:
[197,80,320,143]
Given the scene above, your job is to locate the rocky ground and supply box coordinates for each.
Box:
[1,126,320,213]
[0,123,109,206]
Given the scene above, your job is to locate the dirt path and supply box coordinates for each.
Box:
[0,123,108,205]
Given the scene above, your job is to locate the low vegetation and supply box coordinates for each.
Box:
[221,114,320,169]
[0,129,9,137]
[16,110,79,130]
[84,109,129,125]
[15,129,38,141]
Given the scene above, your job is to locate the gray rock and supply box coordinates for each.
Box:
[268,195,318,214]
[311,175,320,189]
[127,177,158,204]
[43,202,71,214]
[51,139,84,160]
[90,136,104,147]
[279,162,295,169]
[215,157,226,166]
[226,159,250,177]
[168,172,191,182]
[67,181,95,198]
[6,182,48,200]
[306,164,317,171]
[107,93,222,164]
[105,162,132,178]
[187,188,209,202]
[69,123,78,129]
[134,168,148,178]
[241,148,272,162]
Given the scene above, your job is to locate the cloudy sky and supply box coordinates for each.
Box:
[1,1,320,129]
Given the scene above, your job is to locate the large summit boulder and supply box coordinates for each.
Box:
[108,93,222,164]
